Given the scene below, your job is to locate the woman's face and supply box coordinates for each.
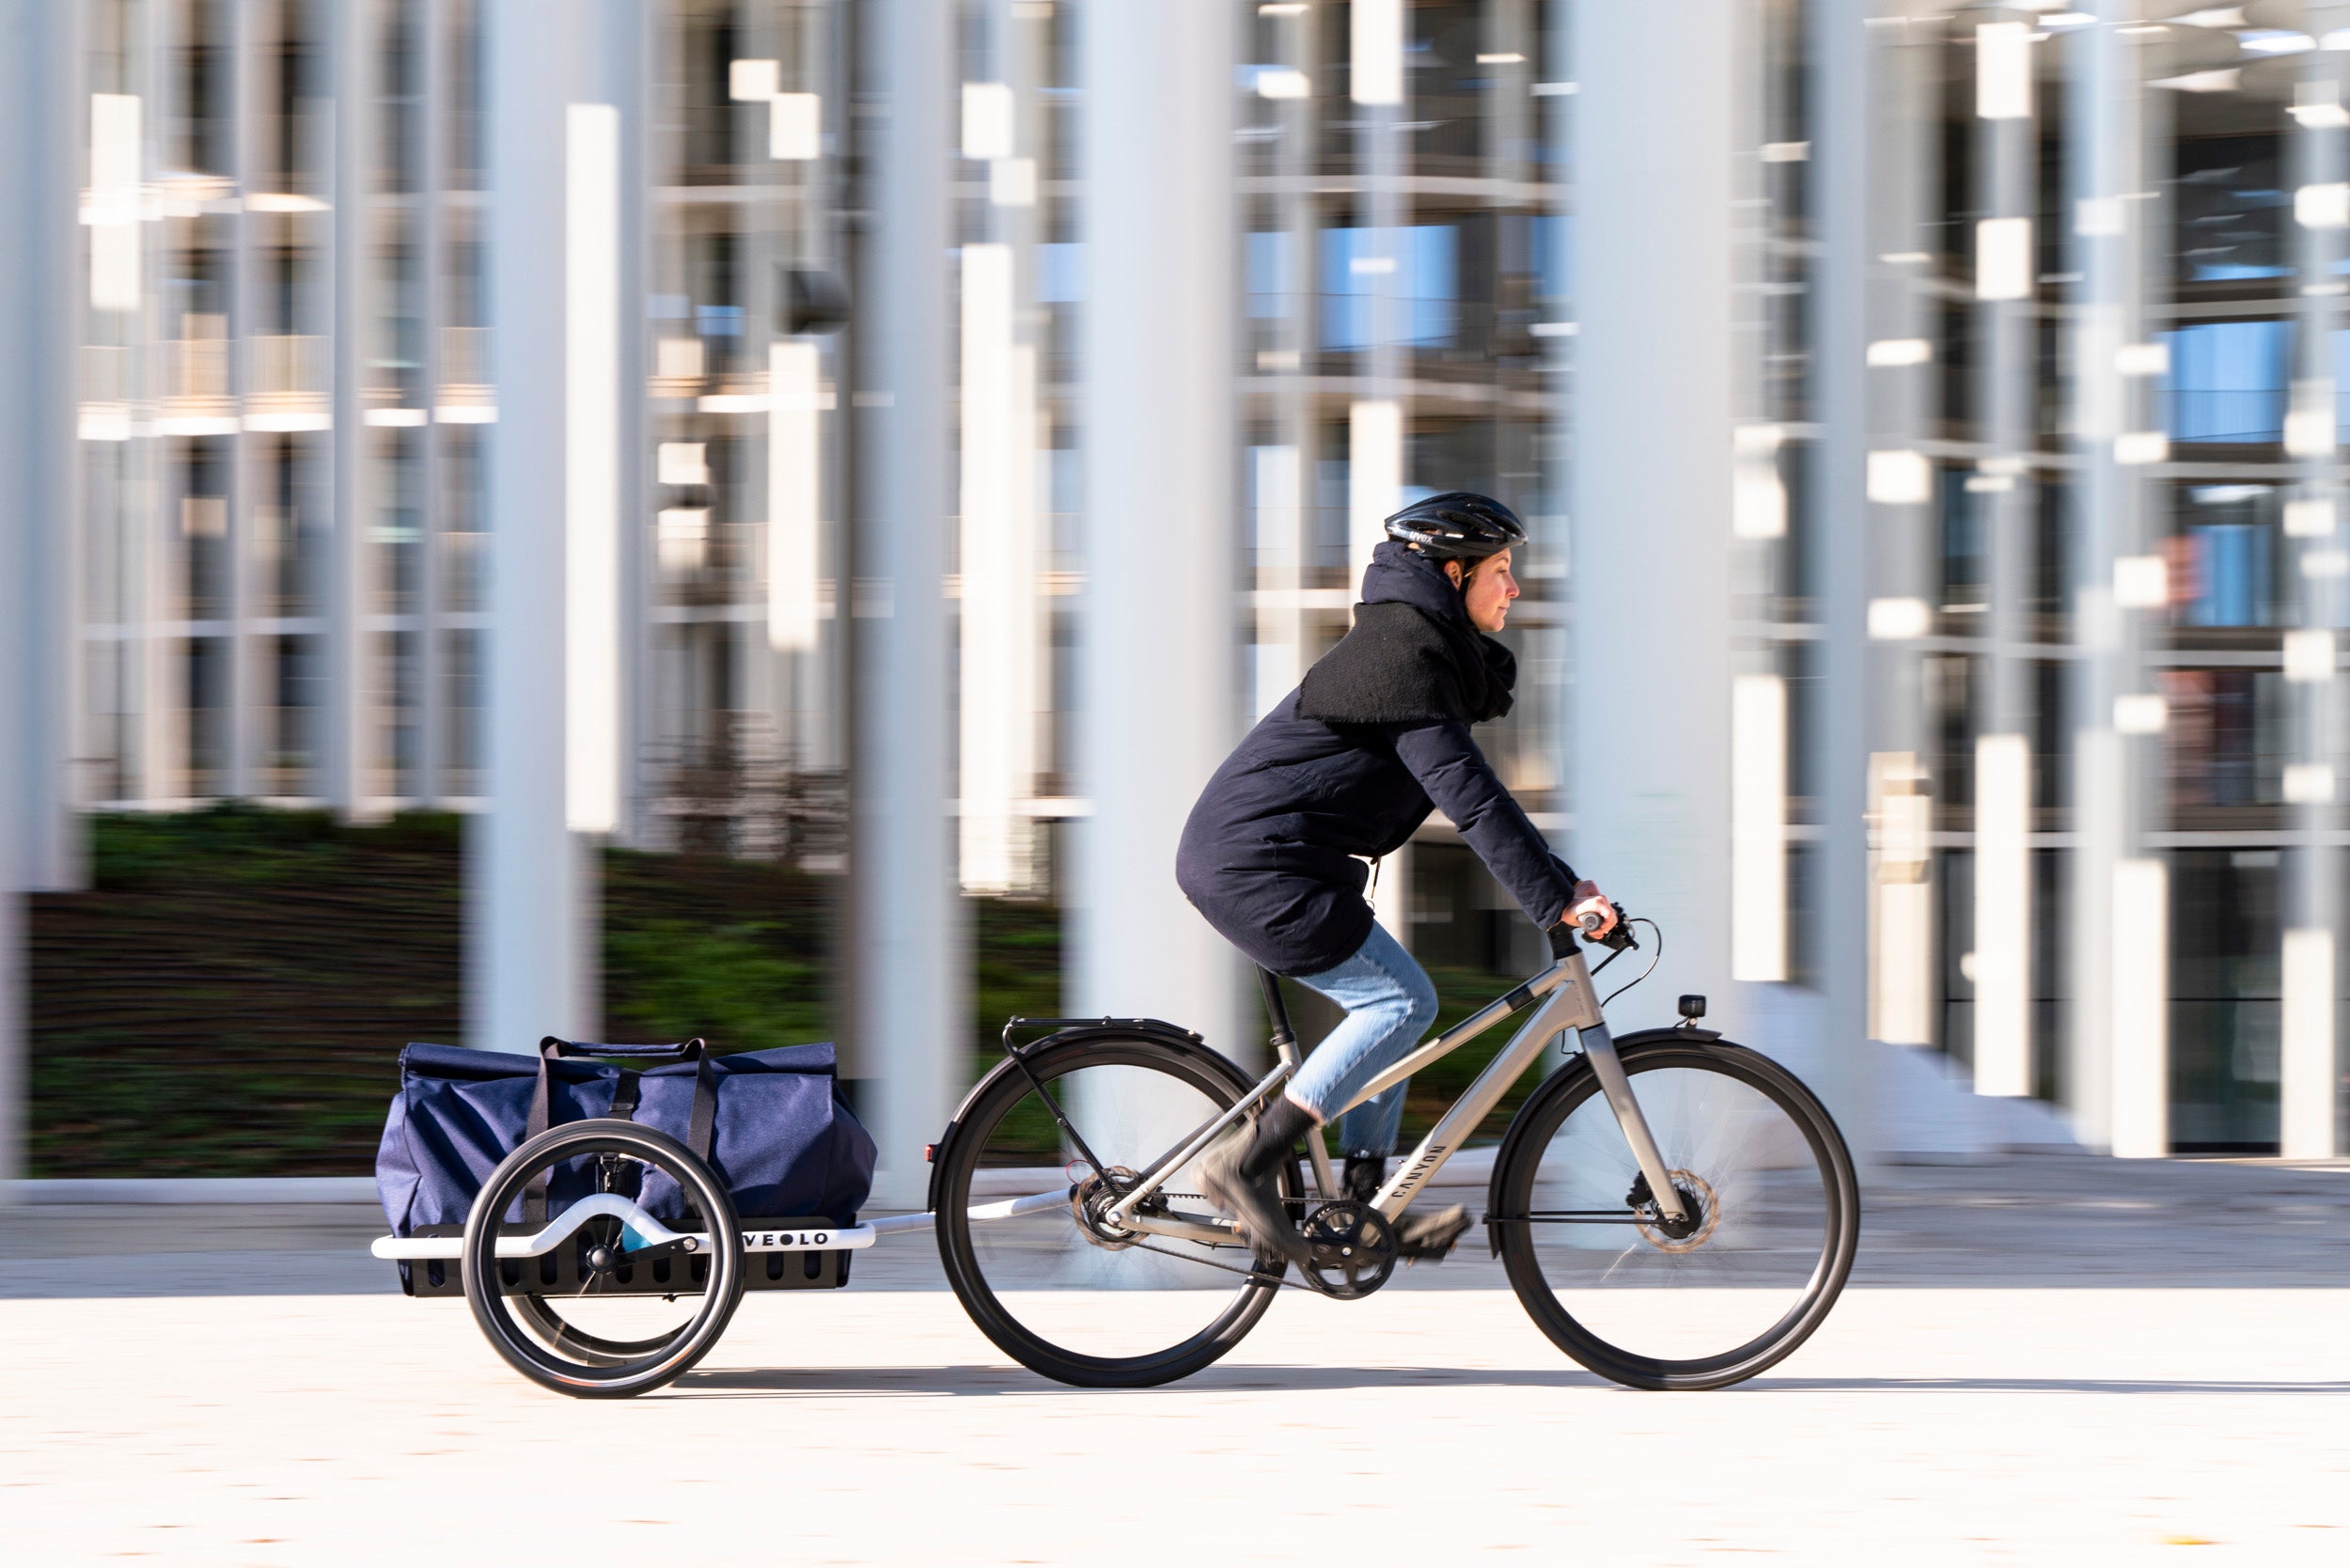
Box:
[1448,549,1520,633]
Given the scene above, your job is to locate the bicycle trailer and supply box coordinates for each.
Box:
[368,1035,888,1394]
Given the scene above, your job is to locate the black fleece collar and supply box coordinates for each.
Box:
[1295,542,1517,725]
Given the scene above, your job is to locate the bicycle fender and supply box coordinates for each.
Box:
[924,1021,1254,1217]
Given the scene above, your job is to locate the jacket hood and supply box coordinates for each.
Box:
[1360,540,1469,626]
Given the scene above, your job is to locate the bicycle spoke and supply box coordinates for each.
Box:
[936,1036,1287,1385]
[1501,1044,1855,1382]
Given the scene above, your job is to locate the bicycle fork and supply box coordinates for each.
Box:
[1352,950,1690,1228]
[1546,950,1690,1226]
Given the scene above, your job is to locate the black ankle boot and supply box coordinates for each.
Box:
[1341,1154,1386,1205]
[1237,1094,1315,1182]
[1201,1096,1316,1267]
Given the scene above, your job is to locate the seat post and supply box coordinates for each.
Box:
[1257,966,1335,1200]
[1256,966,1296,1054]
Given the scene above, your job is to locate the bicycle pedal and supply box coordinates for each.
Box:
[1395,1203,1472,1263]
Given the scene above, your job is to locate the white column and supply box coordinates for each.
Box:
[0,0,83,1195]
[226,0,258,802]
[1571,5,1736,1033]
[1863,17,1938,1053]
[2109,856,2168,1159]
[472,1,633,1053]
[1972,14,2040,1102]
[1973,732,2034,1095]
[325,0,372,816]
[2069,9,2158,1152]
[1810,0,1875,1136]
[1074,1,1241,1052]
[852,0,959,1204]
[0,0,81,893]
[1352,0,1410,944]
[117,16,169,806]
[414,0,447,805]
[958,241,1039,895]
[2281,928,2336,1159]
[1256,0,1317,735]
[2282,9,2347,1160]
[959,9,1044,899]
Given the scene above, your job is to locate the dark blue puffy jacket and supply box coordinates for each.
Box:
[1176,543,1579,977]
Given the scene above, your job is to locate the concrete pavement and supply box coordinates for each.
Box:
[4,1154,2348,1563]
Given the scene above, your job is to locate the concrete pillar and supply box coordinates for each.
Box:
[2067,9,2159,1152]
[851,0,960,1201]
[1073,1,1243,1054]
[415,0,449,806]
[326,0,375,817]
[1864,15,1938,1055]
[1570,6,1736,1036]
[1808,0,1876,1141]
[957,5,1043,898]
[1353,0,1410,947]
[0,0,83,1195]
[2283,8,2350,1161]
[0,0,82,894]
[471,0,639,1053]
[1255,0,1320,735]
[1971,9,2043,1100]
[126,5,169,806]
[226,0,258,803]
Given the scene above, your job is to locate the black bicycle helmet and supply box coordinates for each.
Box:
[1383,491,1528,562]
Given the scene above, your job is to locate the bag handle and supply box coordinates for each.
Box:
[540,1037,708,1061]
[522,1038,718,1222]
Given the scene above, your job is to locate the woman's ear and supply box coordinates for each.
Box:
[1444,559,1465,588]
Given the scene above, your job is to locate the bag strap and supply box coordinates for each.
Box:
[522,1037,710,1222]
[686,1055,717,1162]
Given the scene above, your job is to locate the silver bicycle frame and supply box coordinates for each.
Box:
[1103,946,1688,1240]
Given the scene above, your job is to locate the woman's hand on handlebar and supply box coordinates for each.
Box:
[1547,883,1622,958]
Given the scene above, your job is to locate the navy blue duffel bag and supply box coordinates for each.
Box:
[375,1035,876,1237]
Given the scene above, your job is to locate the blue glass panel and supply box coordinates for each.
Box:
[2161,321,2287,442]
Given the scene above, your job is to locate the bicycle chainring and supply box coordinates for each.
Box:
[1299,1200,1398,1300]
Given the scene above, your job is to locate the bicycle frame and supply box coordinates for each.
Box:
[1098,945,1689,1242]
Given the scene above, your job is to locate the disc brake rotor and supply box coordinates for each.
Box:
[1635,1168,1721,1253]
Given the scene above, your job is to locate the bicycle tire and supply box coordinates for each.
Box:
[462,1120,745,1398]
[934,1030,1292,1388]
[1492,1036,1859,1390]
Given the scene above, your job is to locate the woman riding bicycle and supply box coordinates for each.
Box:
[1179,492,1617,1267]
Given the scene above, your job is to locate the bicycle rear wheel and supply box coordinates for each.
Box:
[934,1031,1292,1388]
[1494,1037,1858,1390]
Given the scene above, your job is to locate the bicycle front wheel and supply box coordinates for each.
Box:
[1494,1037,1858,1390]
[934,1030,1292,1388]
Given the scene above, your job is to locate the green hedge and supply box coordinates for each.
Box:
[28,807,1527,1177]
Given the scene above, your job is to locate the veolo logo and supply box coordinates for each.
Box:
[742,1228,832,1249]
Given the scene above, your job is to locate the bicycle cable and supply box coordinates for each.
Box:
[1598,917,1664,1011]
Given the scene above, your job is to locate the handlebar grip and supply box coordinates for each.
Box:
[1576,910,1606,933]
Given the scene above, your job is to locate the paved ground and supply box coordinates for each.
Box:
[5,1154,2348,1563]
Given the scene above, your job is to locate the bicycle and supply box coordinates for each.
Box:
[931,908,1861,1390]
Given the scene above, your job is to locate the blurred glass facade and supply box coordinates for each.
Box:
[54,1,1563,896]
[3,0,2347,1172]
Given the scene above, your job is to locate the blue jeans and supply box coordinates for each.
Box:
[1285,920,1439,1157]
